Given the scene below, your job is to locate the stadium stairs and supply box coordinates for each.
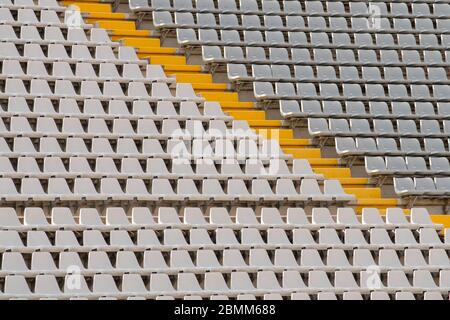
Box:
[61,0,450,228]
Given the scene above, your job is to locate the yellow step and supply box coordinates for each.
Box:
[64,0,107,3]
[191,83,228,90]
[137,48,178,56]
[86,12,127,20]
[221,101,255,109]
[283,148,322,159]
[247,120,283,128]
[167,69,208,75]
[137,47,177,54]
[356,198,399,208]
[268,129,293,139]
[164,64,202,72]
[345,187,381,199]
[307,158,339,167]
[314,167,351,178]
[122,37,160,48]
[279,139,311,147]
[111,29,151,37]
[200,91,239,102]
[64,0,101,2]
[256,129,293,140]
[227,111,266,121]
[95,20,136,30]
[335,178,369,186]
[145,55,186,65]
[62,2,111,12]
[357,199,399,206]
[430,215,450,229]
[174,73,213,83]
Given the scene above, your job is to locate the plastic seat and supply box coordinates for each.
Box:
[308,271,333,289]
[4,276,32,295]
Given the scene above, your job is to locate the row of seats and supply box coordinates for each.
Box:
[0,157,320,180]
[309,118,450,139]
[203,46,450,67]
[1,60,174,84]
[0,137,289,160]
[280,101,450,120]
[5,278,450,300]
[0,0,61,9]
[132,0,450,17]
[1,79,203,102]
[6,42,448,67]
[366,156,450,177]
[0,25,116,46]
[0,43,144,64]
[177,29,449,49]
[2,98,229,121]
[4,247,450,273]
[3,249,450,277]
[0,8,87,27]
[4,269,450,298]
[0,207,436,230]
[229,64,449,83]
[156,11,450,33]
[0,228,450,262]
[0,177,352,203]
[335,137,450,157]
[0,117,258,140]
[395,177,450,198]
[1,225,447,250]
[254,82,450,101]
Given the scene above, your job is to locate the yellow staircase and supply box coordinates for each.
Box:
[64,0,415,214]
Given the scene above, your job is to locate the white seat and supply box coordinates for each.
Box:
[4,276,32,295]
[2,253,29,272]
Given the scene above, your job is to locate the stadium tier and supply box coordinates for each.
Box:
[0,0,449,300]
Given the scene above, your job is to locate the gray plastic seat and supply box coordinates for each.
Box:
[406,157,427,173]
[424,139,446,154]
[313,48,333,62]
[336,49,355,63]
[241,15,261,29]
[400,138,422,154]
[430,157,450,173]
